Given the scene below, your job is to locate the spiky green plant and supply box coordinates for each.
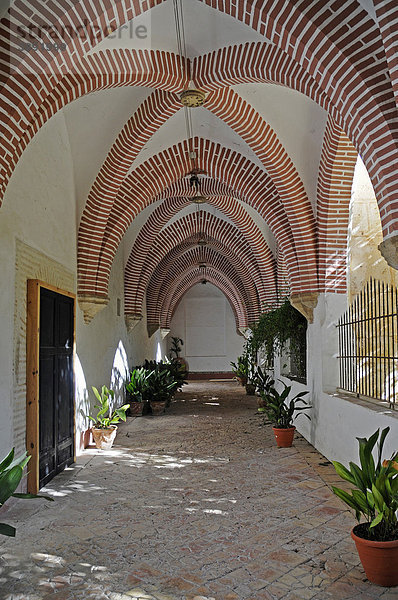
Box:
[88,386,130,429]
[332,427,398,541]
[0,449,53,537]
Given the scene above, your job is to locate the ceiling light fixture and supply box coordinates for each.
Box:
[180,88,206,107]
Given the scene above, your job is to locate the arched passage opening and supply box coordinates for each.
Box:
[169,282,245,376]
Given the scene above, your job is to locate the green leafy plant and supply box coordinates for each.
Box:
[263,382,310,428]
[169,336,183,360]
[250,299,307,373]
[255,366,274,395]
[332,427,398,541]
[147,365,177,404]
[230,354,249,383]
[88,386,130,429]
[126,367,153,403]
[0,449,53,537]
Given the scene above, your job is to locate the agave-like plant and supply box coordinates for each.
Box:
[0,448,53,537]
[262,381,310,428]
[88,386,130,429]
[332,427,398,541]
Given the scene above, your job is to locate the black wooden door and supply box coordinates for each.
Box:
[39,288,74,488]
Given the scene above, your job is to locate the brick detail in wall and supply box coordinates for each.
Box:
[317,116,358,294]
[194,38,398,238]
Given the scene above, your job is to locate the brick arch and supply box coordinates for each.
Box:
[0,50,186,202]
[3,0,398,242]
[81,84,312,303]
[124,195,277,316]
[136,214,263,320]
[78,138,310,306]
[194,40,398,240]
[154,267,250,330]
[146,242,260,323]
[317,116,358,294]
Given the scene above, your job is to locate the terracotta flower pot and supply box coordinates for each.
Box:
[92,426,117,450]
[245,383,256,395]
[272,426,295,448]
[351,525,398,586]
[129,401,144,416]
[150,401,166,415]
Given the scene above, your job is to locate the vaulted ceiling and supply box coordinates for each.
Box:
[1,0,398,331]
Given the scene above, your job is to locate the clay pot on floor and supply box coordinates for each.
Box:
[150,401,166,415]
[351,525,398,586]
[92,426,117,450]
[129,401,144,416]
[245,383,256,395]
[272,426,295,448]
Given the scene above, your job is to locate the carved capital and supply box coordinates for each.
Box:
[125,313,143,332]
[78,294,109,324]
[379,235,398,270]
[289,292,319,323]
[237,326,250,338]
[159,328,170,340]
[147,323,159,338]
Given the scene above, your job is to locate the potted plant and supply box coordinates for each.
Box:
[231,355,249,386]
[262,382,310,447]
[147,366,176,415]
[332,427,398,586]
[255,366,274,412]
[126,367,152,415]
[0,448,53,537]
[87,386,130,449]
[169,336,189,374]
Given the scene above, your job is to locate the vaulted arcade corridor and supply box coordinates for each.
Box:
[1,382,393,600]
[2,1,398,597]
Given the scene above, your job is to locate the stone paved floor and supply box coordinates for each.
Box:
[0,381,396,600]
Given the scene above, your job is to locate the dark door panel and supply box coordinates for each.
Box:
[39,288,74,489]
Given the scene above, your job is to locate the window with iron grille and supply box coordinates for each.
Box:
[337,278,397,409]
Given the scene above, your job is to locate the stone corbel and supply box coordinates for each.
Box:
[237,326,251,338]
[78,294,109,324]
[289,292,319,323]
[147,323,159,338]
[379,235,398,270]
[125,313,143,332]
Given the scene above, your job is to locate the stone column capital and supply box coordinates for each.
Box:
[379,235,398,270]
[289,292,319,323]
[78,294,109,324]
[125,313,143,332]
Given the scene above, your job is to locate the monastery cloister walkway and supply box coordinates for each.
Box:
[0,382,395,600]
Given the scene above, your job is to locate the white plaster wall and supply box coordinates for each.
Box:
[273,292,398,468]
[170,283,244,372]
[0,109,158,461]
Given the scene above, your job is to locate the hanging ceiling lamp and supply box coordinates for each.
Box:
[180,88,206,107]
[191,195,207,204]
[197,236,207,246]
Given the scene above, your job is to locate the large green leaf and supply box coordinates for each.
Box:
[0,448,14,473]
[371,483,385,513]
[0,522,16,537]
[332,461,356,485]
[0,465,23,504]
[349,462,368,493]
[13,492,53,501]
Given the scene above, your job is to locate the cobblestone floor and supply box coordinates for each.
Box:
[0,381,395,600]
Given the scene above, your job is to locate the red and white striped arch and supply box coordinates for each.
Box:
[145,243,260,322]
[124,193,277,315]
[79,137,310,303]
[136,214,263,319]
[317,117,358,294]
[195,40,398,240]
[152,267,250,330]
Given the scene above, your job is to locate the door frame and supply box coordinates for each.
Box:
[26,279,76,493]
